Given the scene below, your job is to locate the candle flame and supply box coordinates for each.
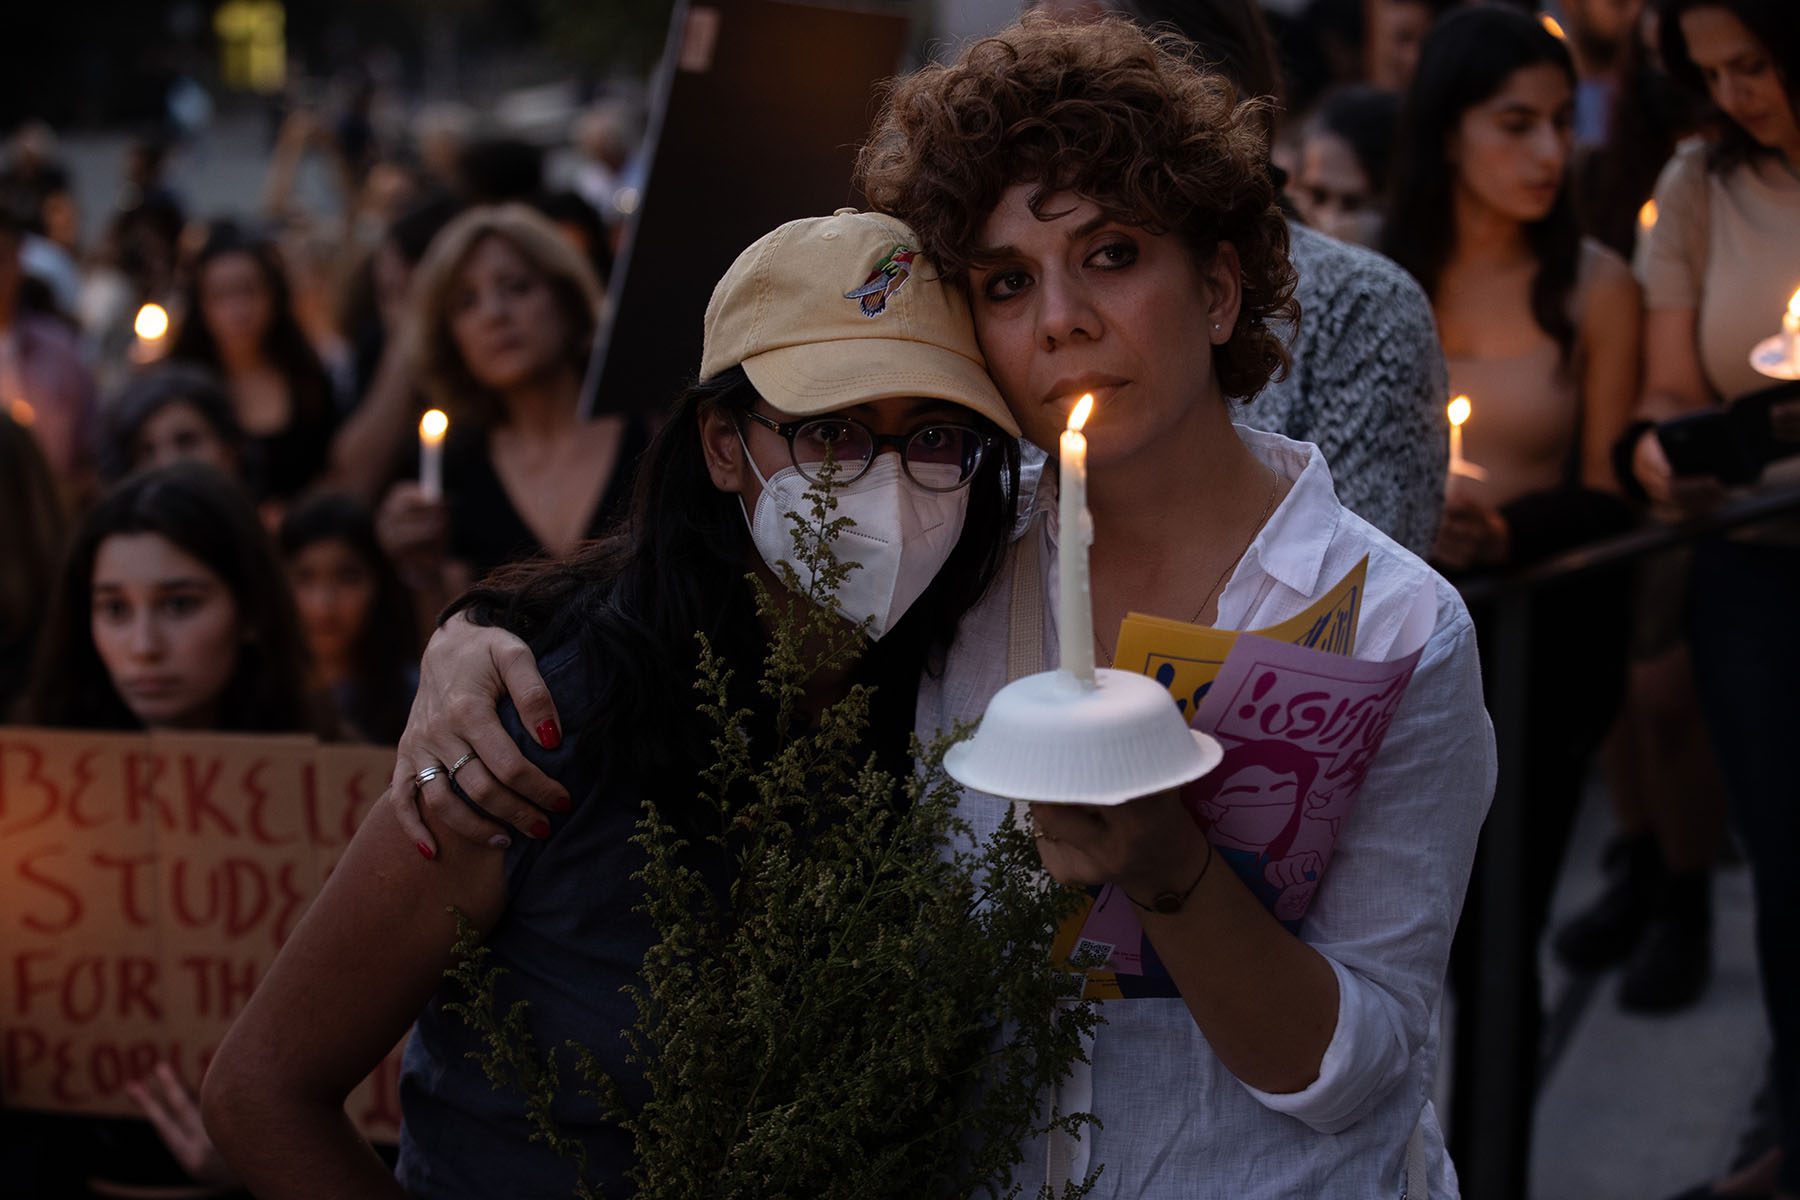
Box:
[133,303,170,341]
[1788,287,1800,320]
[1068,393,1095,433]
[420,409,449,441]
[1539,13,1567,40]
[1447,395,1472,427]
[1638,199,1658,230]
[9,399,35,427]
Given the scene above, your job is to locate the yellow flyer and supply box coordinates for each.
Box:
[1053,556,1367,999]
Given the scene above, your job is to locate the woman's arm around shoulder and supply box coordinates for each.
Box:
[202,793,509,1199]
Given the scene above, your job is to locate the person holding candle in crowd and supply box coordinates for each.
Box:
[203,208,1026,1197]
[1382,9,1642,1183]
[376,18,1495,1196]
[1619,2,1800,1195]
[165,223,340,505]
[18,460,325,1198]
[372,204,650,630]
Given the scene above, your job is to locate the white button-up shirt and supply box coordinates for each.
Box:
[918,426,1496,1199]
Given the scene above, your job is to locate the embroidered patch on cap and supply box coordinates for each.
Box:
[844,245,916,317]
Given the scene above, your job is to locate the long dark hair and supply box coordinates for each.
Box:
[24,462,318,734]
[167,223,335,427]
[1657,0,1800,172]
[1383,5,1584,360]
[279,493,420,744]
[454,367,1020,809]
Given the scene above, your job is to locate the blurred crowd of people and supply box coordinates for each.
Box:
[1,0,1796,1195]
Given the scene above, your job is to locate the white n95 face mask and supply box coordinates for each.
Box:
[738,442,970,641]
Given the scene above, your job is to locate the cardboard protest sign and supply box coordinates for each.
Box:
[0,728,402,1140]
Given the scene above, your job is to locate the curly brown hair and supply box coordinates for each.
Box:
[854,14,1298,400]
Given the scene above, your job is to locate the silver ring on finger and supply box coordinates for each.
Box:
[413,763,448,788]
[447,751,477,781]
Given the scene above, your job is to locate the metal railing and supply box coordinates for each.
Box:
[1454,478,1800,1200]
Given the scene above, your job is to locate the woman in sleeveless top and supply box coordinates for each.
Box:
[1384,8,1640,1193]
[373,206,650,633]
[1627,3,1800,1195]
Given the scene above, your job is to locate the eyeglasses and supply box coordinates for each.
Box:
[740,409,994,492]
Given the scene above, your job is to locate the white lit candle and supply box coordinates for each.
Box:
[1058,394,1097,686]
[419,408,448,501]
[131,302,170,364]
[1448,394,1470,472]
[1784,287,1800,370]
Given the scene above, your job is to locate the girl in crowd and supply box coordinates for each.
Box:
[1625,2,1800,1195]
[1384,8,1641,1185]
[374,18,1493,1197]
[280,492,420,744]
[19,461,321,1198]
[205,208,1025,1196]
[166,223,340,503]
[1292,85,1403,247]
[99,363,252,487]
[0,408,64,716]
[373,204,650,626]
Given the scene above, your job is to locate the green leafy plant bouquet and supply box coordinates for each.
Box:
[447,462,1102,1199]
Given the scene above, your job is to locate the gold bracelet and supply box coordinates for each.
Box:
[1124,838,1215,915]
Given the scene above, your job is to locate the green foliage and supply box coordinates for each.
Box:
[449,459,1101,1198]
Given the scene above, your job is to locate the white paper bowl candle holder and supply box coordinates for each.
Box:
[944,667,1224,806]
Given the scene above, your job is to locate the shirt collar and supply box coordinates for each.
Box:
[1028,426,1342,608]
[1231,424,1340,599]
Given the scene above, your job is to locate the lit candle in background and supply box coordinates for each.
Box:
[1748,284,1800,380]
[1638,199,1658,233]
[1784,287,1800,370]
[131,302,170,364]
[419,409,448,501]
[1059,393,1097,687]
[1539,13,1567,39]
[1448,394,1471,472]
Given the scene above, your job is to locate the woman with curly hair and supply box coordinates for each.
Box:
[385,16,1493,1197]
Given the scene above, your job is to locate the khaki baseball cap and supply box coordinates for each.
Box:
[701,209,1020,436]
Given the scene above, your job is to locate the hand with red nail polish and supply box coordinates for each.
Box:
[385,612,569,856]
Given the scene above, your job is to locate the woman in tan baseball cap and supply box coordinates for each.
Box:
[203,210,1023,1197]
[354,15,1492,1199]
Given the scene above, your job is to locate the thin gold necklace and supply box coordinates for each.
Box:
[1095,465,1282,667]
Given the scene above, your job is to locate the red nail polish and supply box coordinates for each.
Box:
[551,794,572,812]
[536,719,562,750]
[416,841,436,861]
[530,818,552,839]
